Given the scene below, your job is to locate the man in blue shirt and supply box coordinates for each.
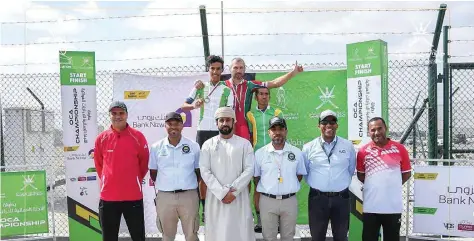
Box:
[302,110,356,241]
[254,116,307,241]
[148,112,201,241]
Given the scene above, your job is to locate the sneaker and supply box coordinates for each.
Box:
[254,224,262,233]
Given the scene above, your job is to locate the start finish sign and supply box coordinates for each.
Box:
[0,170,49,237]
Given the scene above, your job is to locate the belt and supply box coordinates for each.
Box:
[261,193,296,200]
[311,188,348,197]
[161,189,187,193]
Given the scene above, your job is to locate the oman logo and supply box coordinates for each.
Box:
[21,175,38,191]
[316,85,339,110]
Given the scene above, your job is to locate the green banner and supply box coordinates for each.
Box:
[0,170,49,237]
[252,69,348,224]
[256,69,349,147]
[59,51,96,86]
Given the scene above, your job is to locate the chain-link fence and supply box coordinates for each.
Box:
[1,59,438,239]
[449,63,474,162]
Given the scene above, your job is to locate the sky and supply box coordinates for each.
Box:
[1,0,473,133]
[0,0,473,74]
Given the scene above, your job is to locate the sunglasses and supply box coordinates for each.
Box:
[320,120,337,125]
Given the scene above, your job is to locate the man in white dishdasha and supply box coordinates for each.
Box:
[199,106,256,241]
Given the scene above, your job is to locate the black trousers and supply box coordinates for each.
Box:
[98,199,145,241]
[362,213,401,241]
[308,188,350,241]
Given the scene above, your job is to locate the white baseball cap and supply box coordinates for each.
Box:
[319,110,337,121]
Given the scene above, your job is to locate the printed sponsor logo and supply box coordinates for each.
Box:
[458,220,474,231]
[86,176,96,181]
[443,222,455,230]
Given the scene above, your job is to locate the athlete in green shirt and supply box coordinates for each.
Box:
[246,86,283,233]
[247,87,283,151]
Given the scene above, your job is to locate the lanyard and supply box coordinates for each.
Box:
[272,152,283,176]
[204,82,220,103]
[230,80,244,112]
[320,137,338,163]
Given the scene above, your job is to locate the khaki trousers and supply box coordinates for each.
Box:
[260,194,298,241]
[155,189,200,241]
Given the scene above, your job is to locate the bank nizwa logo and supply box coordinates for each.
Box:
[316,86,339,110]
[21,175,38,191]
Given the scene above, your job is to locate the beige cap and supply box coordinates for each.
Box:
[214,106,236,121]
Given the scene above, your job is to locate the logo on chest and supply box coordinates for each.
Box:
[288,152,296,162]
[182,145,191,154]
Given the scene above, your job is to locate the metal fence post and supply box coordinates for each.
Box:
[0,91,4,172]
[442,25,451,164]
[199,5,210,72]
[427,4,447,163]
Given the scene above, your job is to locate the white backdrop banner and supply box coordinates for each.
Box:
[413,165,474,237]
[112,72,207,233]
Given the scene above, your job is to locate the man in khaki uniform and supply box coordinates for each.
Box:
[148,112,201,241]
[254,116,307,241]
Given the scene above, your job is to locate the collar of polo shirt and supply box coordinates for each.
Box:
[320,135,338,145]
[164,136,185,148]
[267,141,291,153]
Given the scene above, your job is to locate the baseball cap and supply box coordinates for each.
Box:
[109,101,127,112]
[319,110,337,122]
[268,116,287,129]
[164,112,183,122]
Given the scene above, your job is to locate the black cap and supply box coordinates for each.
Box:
[268,116,287,129]
[109,101,127,112]
[165,112,183,122]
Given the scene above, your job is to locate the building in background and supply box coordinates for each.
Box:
[3,108,55,168]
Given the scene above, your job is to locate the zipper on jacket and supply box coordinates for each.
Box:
[101,175,105,192]
[136,176,142,193]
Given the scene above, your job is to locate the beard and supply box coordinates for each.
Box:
[218,125,233,135]
[272,136,285,145]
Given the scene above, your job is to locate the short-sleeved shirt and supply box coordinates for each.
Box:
[303,136,356,192]
[224,79,267,140]
[186,81,234,131]
[356,139,412,213]
[246,105,283,151]
[254,142,307,195]
[148,136,200,192]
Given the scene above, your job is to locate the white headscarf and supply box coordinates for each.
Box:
[214,106,236,122]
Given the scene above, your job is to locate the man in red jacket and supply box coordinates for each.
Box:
[94,101,150,241]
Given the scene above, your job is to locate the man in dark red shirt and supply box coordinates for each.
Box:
[94,101,150,241]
